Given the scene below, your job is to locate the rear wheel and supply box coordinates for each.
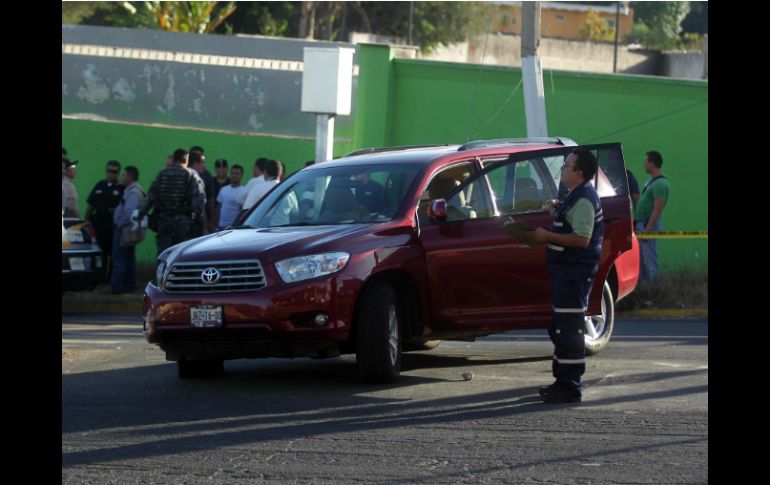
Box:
[584,281,615,355]
[355,282,402,383]
[177,357,224,379]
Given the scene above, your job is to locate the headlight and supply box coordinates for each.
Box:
[156,261,167,288]
[275,252,350,283]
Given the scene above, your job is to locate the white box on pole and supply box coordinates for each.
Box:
[301,47,355,115]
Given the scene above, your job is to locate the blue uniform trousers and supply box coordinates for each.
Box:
[549,270,595,395]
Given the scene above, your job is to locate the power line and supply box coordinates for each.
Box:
[585,99,708,143]
[471,78,524,140]
[466,18,493,142]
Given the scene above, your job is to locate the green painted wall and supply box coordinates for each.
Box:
[62,118,354,264]
[354,52,708,270]
[64,45,707,271]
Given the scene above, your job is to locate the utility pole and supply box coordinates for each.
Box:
[613,1,621,73]
[521,2,547,137]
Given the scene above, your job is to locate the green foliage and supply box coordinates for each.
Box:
[627,1,693,49]
[92,1,238,34]
[219,2,298,37]
[361,1,487,53]
[580,8,616,42]
[63,1,488,52]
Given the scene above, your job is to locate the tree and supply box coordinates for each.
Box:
[580,9,616,42]
[681,2,707,35]
[357,1,487,52]
[108,1,237,34]
[626,1,691,49]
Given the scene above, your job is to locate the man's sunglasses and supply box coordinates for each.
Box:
[107,169,119,174]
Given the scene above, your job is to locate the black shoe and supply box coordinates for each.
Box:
[540,384,581,403]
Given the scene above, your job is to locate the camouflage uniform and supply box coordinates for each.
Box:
[142,165,206,256]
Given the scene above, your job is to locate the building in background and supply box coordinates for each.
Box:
[492,1,633,41]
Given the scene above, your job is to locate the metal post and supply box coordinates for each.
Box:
[613,1,621,73]
[315,114,335,162]
[521,2,548,137]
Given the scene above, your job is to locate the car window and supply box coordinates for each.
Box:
[246,163,423,227]
[417,161,481,224]
[482,156,558,216]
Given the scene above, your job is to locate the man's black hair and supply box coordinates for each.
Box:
[265,159,280,178]
[571,148,598,180]
[189,151,204,165]
[255,157,269,171]
[172,148,189,163]
[189,145,205,155]
[125,166,139,182]
[62,147,68,156]
[231,164,244,173]
[106,160,121,170]
[645,150,663,168]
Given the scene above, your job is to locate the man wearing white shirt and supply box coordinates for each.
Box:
[237,157,268,207]
[243,159,280,210]
[216,165,246,230]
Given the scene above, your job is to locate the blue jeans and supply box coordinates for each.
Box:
[636,220,662,283]
[110,228,136,294]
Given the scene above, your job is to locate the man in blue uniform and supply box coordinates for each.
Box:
[530,148,604,403]
[85,160,124,281]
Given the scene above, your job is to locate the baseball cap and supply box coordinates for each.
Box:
[63,158,79,168]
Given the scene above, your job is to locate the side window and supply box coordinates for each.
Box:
[482,157,559,216]
[418,161,488,224]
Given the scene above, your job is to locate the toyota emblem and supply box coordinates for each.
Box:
[201,267,221,284]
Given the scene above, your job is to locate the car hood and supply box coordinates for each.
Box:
[163,224,377,263]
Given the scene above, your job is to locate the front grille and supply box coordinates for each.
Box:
[164,260,267,293]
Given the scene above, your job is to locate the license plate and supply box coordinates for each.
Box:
[190,305,223,328]
[69,257,85,271]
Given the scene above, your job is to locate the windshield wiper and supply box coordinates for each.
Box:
[227,224,253,229]
[269,222,322,228]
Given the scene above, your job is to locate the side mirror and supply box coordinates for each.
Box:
[428,199,447,223]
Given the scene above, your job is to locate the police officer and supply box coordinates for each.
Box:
[529,148,604,403]
[85,160,124,281]
[140,148,206,256]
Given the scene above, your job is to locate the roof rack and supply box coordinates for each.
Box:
[457,137,578,151]
[344,144,451,158]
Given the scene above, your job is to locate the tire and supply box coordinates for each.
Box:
[584,281,615,356]
[403,340,442,352]
[177,357,224,379]
[355,282,402,383]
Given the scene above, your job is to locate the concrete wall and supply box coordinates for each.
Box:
[62,25,359,138]
[423,34,661,76]
[355,44,708,270]
[663,51,707,80]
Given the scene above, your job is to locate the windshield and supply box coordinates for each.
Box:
[244,163,424,228]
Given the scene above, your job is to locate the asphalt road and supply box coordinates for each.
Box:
[62,314,708,484]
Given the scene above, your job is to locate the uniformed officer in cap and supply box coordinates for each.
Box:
[85,160,124,281]
[140,148,206,256]
[528,148,604,403]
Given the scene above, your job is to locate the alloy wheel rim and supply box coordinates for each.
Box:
[584,295,607,342]
[388,304,399,366]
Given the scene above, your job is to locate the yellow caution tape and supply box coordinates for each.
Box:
[635,231,708,239]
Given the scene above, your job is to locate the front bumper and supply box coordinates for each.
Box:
[143,272,361,360]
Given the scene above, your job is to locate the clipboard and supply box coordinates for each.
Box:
[500,218,541,246]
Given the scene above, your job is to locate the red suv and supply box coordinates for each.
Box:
[143,138,638,382]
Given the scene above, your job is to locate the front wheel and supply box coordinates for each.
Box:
[584,281,615,356]
[355,282,402,383]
